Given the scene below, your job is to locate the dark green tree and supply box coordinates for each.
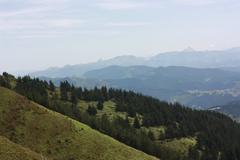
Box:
[15,76,49,106]
[0,72,13,89]
[87,105,97,116]
[125,115,130,124]
[97,99,104,110]
[148,131,155,141]
[71,88,78,106]
[49,80,55,91]
[60,81,71,101]
[133,116,141,129]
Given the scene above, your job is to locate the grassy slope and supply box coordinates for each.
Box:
[0,87,158,160]
[78,100,196,159]
[0,135,49,160]
[78,100,128,120]
[157,138,197,160]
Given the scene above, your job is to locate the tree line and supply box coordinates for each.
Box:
[1,72,240,160]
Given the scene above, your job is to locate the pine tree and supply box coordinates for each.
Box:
[71,89,78,106]
[125,115,130,124]
[133,116,141,129]
[87,105,97,116]
[60,88,68,101]
[0,72,12,89]
[97,99,104,110]
[148,131,155,141]
[60,81,69,101]
[49,80,55,91]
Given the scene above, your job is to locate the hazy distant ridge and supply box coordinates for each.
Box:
[31,47,240,78]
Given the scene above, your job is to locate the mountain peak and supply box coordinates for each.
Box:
[182,47,195,52]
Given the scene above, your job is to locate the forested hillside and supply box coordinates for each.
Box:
[0,86,157,160]
[83,65,240,108]
[209,101,240,121]
[1,72,240,160]
[41,66,240,109]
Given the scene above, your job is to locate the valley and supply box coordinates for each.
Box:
[2,1,240,159]
[1,73,240,160]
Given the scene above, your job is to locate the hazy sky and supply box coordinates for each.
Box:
[1,0,240,73]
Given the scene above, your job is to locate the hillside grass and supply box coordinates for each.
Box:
[157,137,197,160]
[141,126,166,140]
[0,87,158,160]
[77,98,196,159]
[78,100,128,120]
[0,135,48,160]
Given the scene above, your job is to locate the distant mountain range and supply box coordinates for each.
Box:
[40,66,240,109]
[84,66,240,108]
[31,47,240,109]
[3,73,240,159]
[31,55,146,78]
[31,47,240,78]
[209,101,240,121]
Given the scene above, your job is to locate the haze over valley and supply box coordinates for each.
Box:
[1,0,240,160]
[30,48,240,111]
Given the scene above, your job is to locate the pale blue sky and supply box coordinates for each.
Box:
[0,0,240,73]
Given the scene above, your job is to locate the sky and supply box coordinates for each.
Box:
[0,0,240,73]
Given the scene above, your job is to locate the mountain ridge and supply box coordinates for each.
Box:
[47,65,240,108]
[30,47,240,78]
[2,73,240,159]
[37,65,240,108]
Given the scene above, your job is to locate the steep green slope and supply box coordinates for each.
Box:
[0,135,48,160]
[3,73,240,160]
[0,87,158,160]
[77,100,197,159]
